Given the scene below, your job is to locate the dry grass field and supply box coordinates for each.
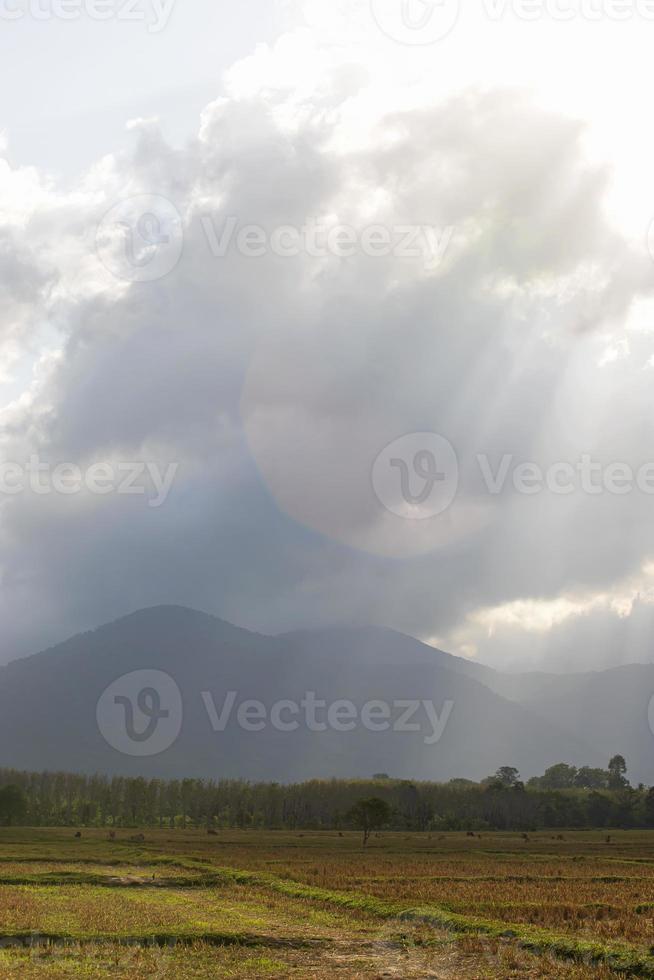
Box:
[0,828,653,977]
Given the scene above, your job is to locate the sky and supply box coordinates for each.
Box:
[2,0,654,671]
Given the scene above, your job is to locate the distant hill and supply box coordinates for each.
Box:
[483,664,654,786]
[0,605,644,783]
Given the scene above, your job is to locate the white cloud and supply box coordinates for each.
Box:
[440,563,654,670]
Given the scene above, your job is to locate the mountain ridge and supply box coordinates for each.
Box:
[0,605,649,783]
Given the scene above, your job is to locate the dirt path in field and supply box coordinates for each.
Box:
[322,937,621,979]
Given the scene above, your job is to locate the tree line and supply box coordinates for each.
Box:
[1,757,653,831]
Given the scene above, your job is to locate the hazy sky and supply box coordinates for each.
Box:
[2,0,654,671]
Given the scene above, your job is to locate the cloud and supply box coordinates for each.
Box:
[441,563,654,672]
[0,13,653,671]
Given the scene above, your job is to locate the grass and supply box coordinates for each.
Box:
[2,828,654,976]
[0,939,628,978]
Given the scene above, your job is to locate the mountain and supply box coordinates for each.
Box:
[488,664,654,786]
[0,606,604,783]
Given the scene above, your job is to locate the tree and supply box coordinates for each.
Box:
[614,786,638,828]
[573,767,608,790]
[347,797,391,846]
[0,785,27,826]
[539,763,577,790]
[587,791,613,827]
[484,779,507,794]
[608,755,628,790]
[494,767,521,788]
[645,788,654,828]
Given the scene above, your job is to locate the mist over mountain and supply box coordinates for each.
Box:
[1,605,648,784]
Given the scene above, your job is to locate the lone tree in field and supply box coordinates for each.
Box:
[347,797,391,846]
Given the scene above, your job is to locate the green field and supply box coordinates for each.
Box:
[1,829,654,977]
